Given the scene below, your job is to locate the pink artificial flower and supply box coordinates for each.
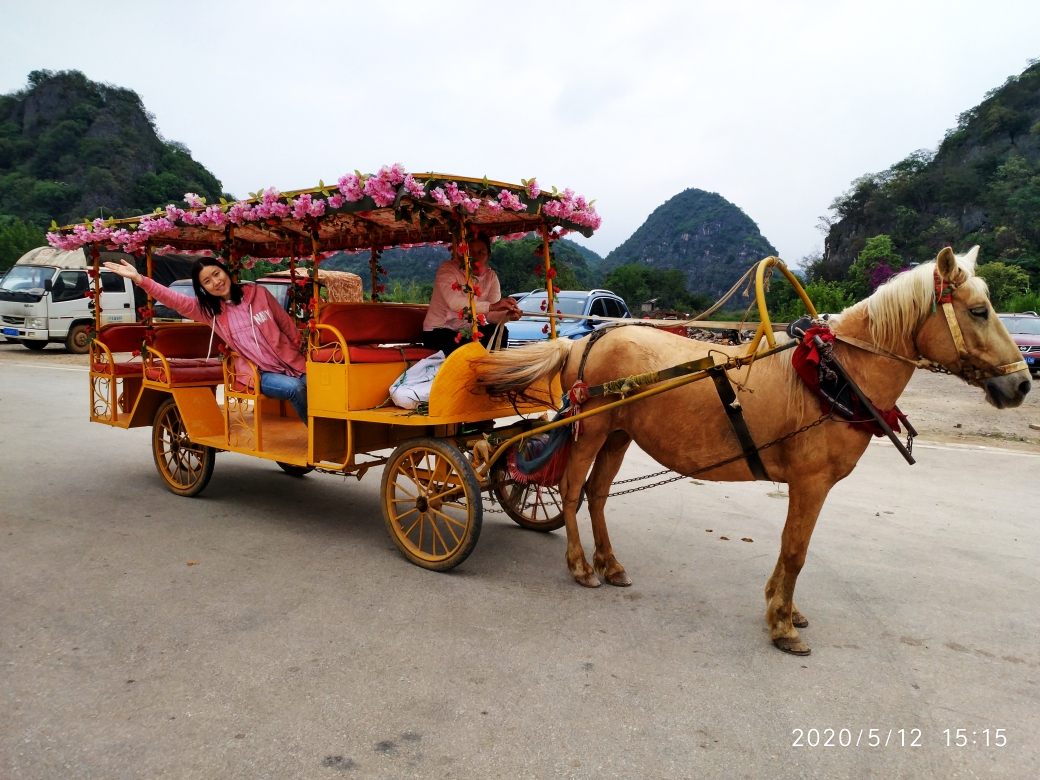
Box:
[226,202,253,224]
[184,192,204,208]
[430,187,450,207]
[485,198,503,213]
[497,189,526,212]
[337,174,363,202]
[364,176,397,207]
[327,194,345,209]
[525,178,540,199]
[197,205,227,227]
[240,256,256,269]
[378,163,407,186]
[403,174,425,200]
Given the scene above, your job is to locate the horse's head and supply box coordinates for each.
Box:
[911,247,1031,408]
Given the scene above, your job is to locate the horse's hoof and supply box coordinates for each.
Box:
[773,636,811,656]
[792,610,809,628]
[604,570,632,587]
[574,572,602,588]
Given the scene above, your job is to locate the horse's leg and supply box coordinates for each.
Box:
[558,428,611,588]
[587,431,634,586]
[764,477,832,655]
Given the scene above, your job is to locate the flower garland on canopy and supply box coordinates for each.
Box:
[47,164,601,338]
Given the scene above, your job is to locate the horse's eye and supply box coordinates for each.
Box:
[970,307,988,319]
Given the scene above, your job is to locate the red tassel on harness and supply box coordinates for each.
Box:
[565,381,590,437]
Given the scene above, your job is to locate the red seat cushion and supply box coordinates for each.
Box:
[146,358,225,384]
[151,324,226,359]
[310,343,435,364]
[92,360,142,376]
[348,344,436,363]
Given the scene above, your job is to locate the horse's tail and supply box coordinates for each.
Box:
[473,338,574,396]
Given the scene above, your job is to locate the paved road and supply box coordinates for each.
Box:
[2,362,1037,779]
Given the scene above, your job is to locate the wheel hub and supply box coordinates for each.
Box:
[415,496,429,512]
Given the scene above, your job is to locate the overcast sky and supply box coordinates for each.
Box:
[2,1,1039,264]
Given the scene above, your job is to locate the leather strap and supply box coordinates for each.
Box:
[709,366,771,481]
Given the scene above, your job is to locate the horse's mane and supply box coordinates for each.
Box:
[834,254,985,351]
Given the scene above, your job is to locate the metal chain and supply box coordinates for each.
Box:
[602,413,834,498]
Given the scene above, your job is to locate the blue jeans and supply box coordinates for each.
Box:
[260,372,308,424]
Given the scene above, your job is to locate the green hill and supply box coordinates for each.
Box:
[819,59,1040,285]
[0,69,227,229]
[600,188,777,297]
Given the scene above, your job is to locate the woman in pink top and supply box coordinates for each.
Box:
[103,257,310,424]
[421,232,521,355]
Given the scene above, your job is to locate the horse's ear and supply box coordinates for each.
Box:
[960,245,980,271]
[936,247,958,279]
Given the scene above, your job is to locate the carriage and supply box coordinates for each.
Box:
[50,169,619,571]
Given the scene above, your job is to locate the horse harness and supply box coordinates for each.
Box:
[568,323,774,481]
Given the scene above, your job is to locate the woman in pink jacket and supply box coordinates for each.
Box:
[103,257,309,424]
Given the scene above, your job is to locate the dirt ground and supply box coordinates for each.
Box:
[2,338,1038,450]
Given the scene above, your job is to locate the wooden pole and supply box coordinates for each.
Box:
[90,243,102,332]
[457,227,478,342]
[541,225,556,339]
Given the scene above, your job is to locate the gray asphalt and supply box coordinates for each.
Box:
[1,362,1038,779]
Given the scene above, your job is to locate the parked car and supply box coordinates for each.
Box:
[998,312,1040,377]
[151,279,196,320]
[508,289,630,347]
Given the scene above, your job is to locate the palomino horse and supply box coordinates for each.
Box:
[474,247,1031,655]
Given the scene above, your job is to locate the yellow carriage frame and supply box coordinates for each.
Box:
[62,172,817,572]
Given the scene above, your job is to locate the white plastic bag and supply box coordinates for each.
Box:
[389,351,446,410]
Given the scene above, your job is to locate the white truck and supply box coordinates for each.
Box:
[0,246,192,353]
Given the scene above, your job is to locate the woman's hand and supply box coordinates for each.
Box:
[102,259,143,285]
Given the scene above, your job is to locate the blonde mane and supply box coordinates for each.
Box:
[835,254,986,351]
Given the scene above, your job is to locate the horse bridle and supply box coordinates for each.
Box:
[835,270,1027,383]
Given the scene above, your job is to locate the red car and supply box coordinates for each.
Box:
[998,312,1040,378]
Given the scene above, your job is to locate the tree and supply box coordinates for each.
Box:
[846,234,903,299]
[975,262,1031,309]
[0,217,46,272]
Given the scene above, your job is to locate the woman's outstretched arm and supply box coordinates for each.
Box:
[103,259,208,323]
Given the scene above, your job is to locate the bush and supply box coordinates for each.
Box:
[976,261,1031,308]
[1004,292,1040,314]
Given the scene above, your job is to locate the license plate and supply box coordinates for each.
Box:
[1027,356,1035,365]
[2,327,18,336]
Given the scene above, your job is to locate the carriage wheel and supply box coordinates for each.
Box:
[381,438,482,571]
[152,397,215,497]
[277,461,314,477]
[489,460,582,533]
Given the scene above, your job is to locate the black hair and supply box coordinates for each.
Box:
[471,232,492,254]
[191,257,243,317]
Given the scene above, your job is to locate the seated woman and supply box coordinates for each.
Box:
[422,232,521,356]
[102,257,309,425]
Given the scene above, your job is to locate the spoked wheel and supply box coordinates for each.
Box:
[489,460,583,532]
[381,437,482,571]
[152,397,215,497]
[277,461,314,477]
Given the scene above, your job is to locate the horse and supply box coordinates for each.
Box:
[473,247,1031,655]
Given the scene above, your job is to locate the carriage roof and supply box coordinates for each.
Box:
[46,170,601,257]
